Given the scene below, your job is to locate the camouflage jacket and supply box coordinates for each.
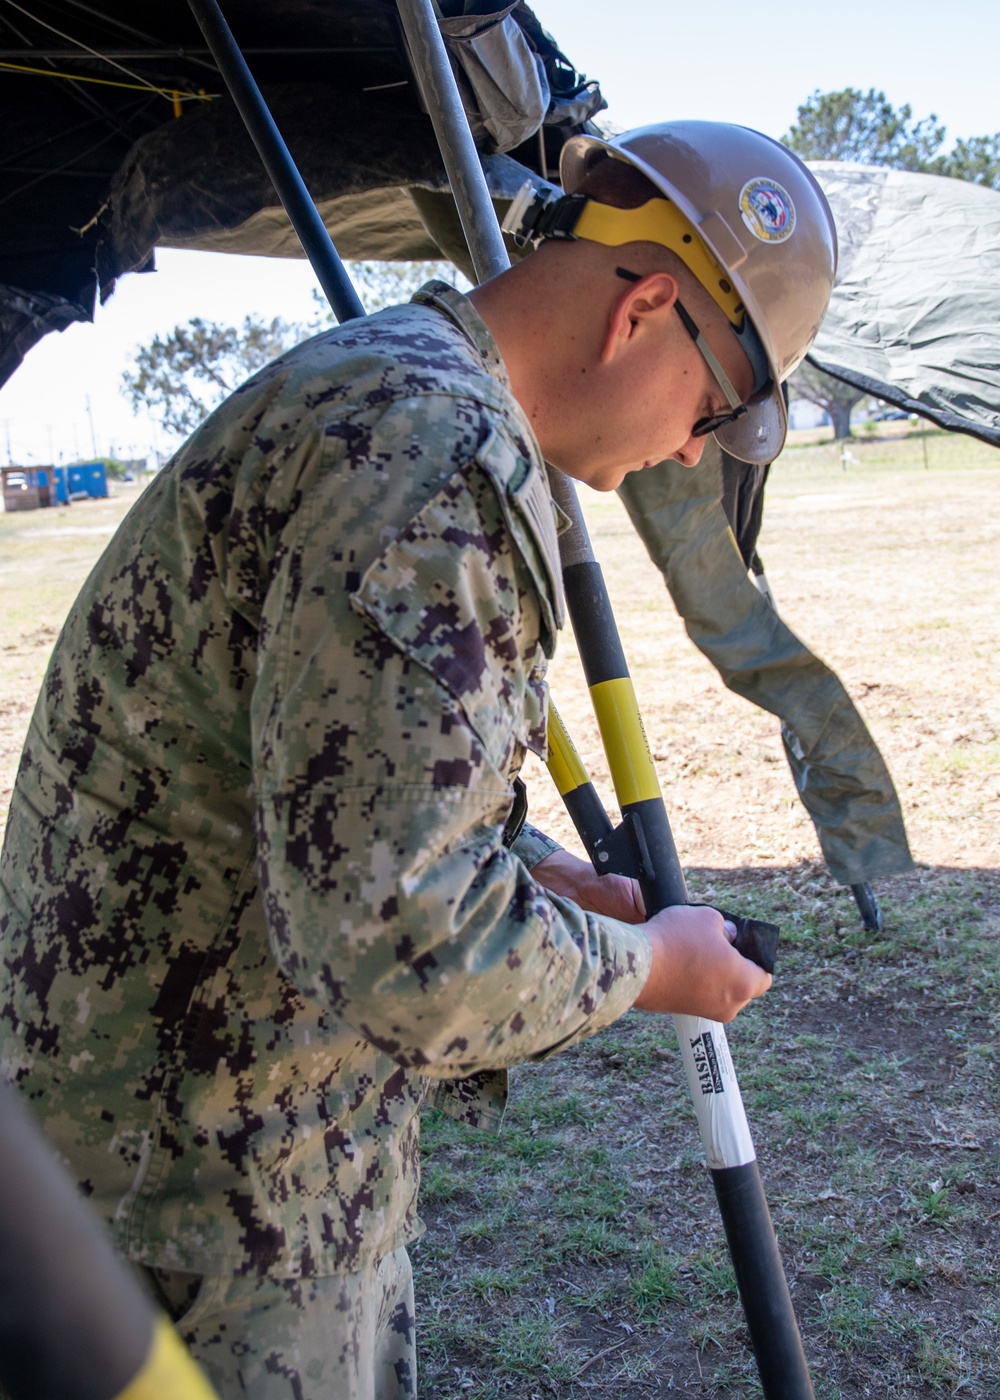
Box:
[0,285,650,1277]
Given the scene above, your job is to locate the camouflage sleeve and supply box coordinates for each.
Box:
[509,822,562,870]
[252,404,650,1077]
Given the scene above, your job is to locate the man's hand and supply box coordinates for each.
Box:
[532,849,645,924]
[532,852,770,1023]
[633,904,771,1022]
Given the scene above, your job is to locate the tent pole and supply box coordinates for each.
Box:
[394,2,814,1394]
[394,0,508,283]
[186,0,365,324]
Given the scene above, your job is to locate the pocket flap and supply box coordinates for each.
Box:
[352,457,551,769]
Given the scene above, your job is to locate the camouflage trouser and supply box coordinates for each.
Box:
[142,1247,416,1400]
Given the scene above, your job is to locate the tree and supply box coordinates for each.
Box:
[122,315,303,438]
[783,87,1000,189]
[932,131,1000,189]
[789,361,867,441]
[343,259,464,314]
[123,261,467,440]
[783,87,944,170]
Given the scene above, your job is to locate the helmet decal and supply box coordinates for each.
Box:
[739,178,796,244]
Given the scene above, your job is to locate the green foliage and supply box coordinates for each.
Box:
[905,1181,959,1228]
[817,1279,879,1352]
[122,261,468,442]
[629,1244,685,1318]
[784,87,945,168]
[420,1159,465,1204]
[784,87,1000,189]
[342,259,467,315]
[788,360,867,440]
[687,1248,738,1303]
[121,314,303,437]
[937,131,1000,189]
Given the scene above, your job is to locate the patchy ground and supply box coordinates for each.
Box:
[416,432,1000,1398]
[415,859,999,1398]
[521,433,1000,874]
[0,430,998,1396]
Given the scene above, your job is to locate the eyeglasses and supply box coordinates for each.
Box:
[616,267,748,438]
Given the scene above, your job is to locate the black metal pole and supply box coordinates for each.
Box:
[557,555,813,1398]
[0,1080,151,1400]
[391,0,814,1390]
[186,0,365,324]
[0,1081,212,1400]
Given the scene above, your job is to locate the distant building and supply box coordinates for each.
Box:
[2,465,64,511]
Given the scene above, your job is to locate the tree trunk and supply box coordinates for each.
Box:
[829,400,854,439]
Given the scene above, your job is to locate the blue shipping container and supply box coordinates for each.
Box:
[67,462,108,499]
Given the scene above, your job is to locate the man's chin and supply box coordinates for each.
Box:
[550,459,623,493]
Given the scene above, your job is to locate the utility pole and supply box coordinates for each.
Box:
[84,396,98,459]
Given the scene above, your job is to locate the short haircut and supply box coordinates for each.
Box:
[570,152,690,284]
[573,152,661,210]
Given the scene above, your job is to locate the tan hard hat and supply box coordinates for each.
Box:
[560,121,838,463]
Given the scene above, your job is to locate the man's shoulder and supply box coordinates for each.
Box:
[277,293,509,419]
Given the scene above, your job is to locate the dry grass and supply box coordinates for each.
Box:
[1,431,998,1397]
[0,487,139,838]
[523,428,1000,873]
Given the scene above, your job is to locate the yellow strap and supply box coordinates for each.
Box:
[113,1316,219,1400]
[546,703,589,796]
[590,678,662,807]
[573,199,744,327]
[0,60,213,101]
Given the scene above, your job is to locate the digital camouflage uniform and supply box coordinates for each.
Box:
[0,285,650,1397]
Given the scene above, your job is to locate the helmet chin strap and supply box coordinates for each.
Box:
[732,312,772,398]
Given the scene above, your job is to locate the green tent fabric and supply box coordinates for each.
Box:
[617,443,913,887]
[806,164,1000,447]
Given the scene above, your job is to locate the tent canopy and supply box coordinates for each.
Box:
[2,5,999,454]
[0,0,601,387]
[808,163,1000,448]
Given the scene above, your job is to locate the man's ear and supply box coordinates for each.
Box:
[599,271,680,365]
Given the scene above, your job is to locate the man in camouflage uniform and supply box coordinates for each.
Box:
[0,124,801,1397]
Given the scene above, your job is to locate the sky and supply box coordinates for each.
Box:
[1,0,997,464]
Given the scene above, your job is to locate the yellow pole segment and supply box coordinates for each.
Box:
[113,1317,219,1400]
[589,678,662,807]
[545,703,589,796]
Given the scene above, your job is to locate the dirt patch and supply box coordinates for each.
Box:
[522,459,1000,880]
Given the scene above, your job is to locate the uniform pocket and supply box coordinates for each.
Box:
[351,454,554,772]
